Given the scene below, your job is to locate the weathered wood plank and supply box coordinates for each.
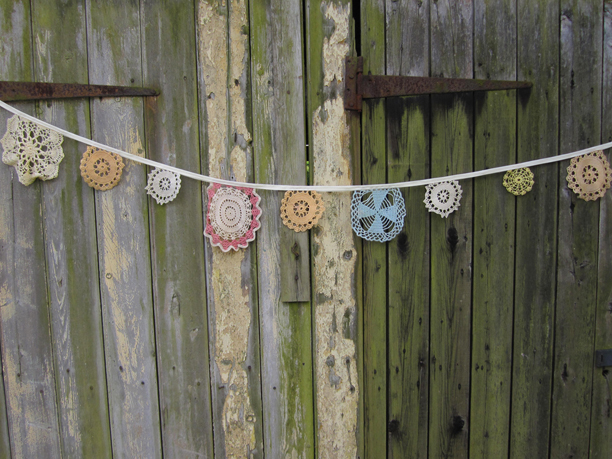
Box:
[30,0,112,456]
[140,0,215,457]
[550,2,602,457]
[470,1,516,458]
[385,2,430,457]
[428,1,473,458]
[590,3,612,456]
[87,1,164,457]
[509,1,559,457]
[306,1,361,457]
[360,1,387,457]
[197,1,264,457]
[250,0,315,456]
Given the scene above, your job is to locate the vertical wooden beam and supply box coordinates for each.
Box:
[428,1,473,458]
[385,1,431,457]
[250,0,315,456]
[87,1,163,457]
[360,1,387,457]
[30,1,112,456]
[197,0,264,456]
[550,1,602,457]
[591,3,612,456]
[510,1,559,457]
[0,2,61,456]
[306,1,361,457]
[470,1,516,457]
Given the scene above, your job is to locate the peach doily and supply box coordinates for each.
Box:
[566,150,612,201]
[280,190,325,232]
[80,146,124,190]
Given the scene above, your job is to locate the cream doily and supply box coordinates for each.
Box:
[503,168,534,196]
[205,183,262,252]
[424,181,463,218]
[280,190,325,232]
[566,150,612,201]
[1,114,64,185]
[145,168,181,205]
[80,146,124,190]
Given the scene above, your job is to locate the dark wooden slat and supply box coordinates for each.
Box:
[509,1,559,457]
[550,1,602,457]
[141,0,214,457]
[250,0,315,455]
[428,2,473,458]
[590,3,612,456]
[470,1,516,457]
[385,1,431,458]
[30,1,112,456]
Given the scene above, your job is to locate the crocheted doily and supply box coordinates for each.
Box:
[280,190,325,232]
[424,180,463,218]
[205,183,262,252]
[1,114,64,186]
[145,168,181,205]
[566,150,612,201]
[80,146,124,190]
[351,188,406,242]
[503,168,534,196]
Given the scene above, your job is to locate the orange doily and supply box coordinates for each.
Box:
[566,150,612,201]
[280,190,325,232]
[80,146,124,191]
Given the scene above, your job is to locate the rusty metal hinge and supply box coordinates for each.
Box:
[344,56,532,112]
[0,81,159,102]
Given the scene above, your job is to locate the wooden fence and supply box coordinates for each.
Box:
[0,0,611,457]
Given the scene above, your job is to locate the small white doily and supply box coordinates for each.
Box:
[145,168,181,205]
[424,180,463,218]
[1,114,64,185]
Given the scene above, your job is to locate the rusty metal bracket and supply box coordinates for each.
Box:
[0,81,159,102]
[345,56,532,112]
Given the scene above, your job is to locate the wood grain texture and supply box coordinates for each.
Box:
[550,2,602,457]
[470,1,516,457]
[509,1,559,457]
[385,2,431,457]
[360,1,387,457]
[428,2,473,458]
[591,3,612,456]
[87,1,162,457]
[306,1,361,457]
[250,0,315,456]
[0,2,62,457]
[30,0,112,457]
[197,1,264,457]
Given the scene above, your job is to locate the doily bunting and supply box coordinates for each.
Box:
[424,181,462,218]
[503,168,534,196]
[80,146,124,190]
[205,183,262,252]
[145,168,181,205]
[351,189,406,242]
[566,150,612,201]
[1,114,64,186]
[280,190,325,232]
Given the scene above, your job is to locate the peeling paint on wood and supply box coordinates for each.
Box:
[309,2,359,457]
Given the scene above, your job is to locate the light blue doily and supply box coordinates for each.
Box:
[351,188,406,242]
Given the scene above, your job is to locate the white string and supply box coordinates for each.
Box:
[2,100,610,192]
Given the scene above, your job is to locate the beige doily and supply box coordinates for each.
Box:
[280,190,325,232]
[80,146,124,191]
[566,150,612,201]
[1,114,64,185]
[503,168,534,196]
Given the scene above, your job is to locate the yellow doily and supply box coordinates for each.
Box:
[280,190,325,232]
[80,146,124,191]
[503,168,534,196]
[566,150,612,201]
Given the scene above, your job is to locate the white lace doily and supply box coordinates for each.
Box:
[205,184,262,252]
[424,180,463,218]
[1,114,64,185]
[566,150,612,201]
[145,168,181,205]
